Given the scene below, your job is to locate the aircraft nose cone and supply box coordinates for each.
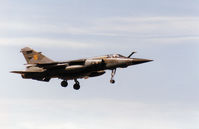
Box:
[132,58,153,65]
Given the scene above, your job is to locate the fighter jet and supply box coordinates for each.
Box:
[11,47,153,90]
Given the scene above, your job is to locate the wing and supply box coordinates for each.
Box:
[10,70,51,82]
[35,59,86,65]
[33,59,86,70]
[10,71,43,74]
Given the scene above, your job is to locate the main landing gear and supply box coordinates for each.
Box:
[110,69,116,84]
[60,79,80,90]
[73,79,80,90]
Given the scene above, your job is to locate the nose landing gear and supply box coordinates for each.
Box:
[110,69,116,84]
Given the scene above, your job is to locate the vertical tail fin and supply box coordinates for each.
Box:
[21,47,54,64]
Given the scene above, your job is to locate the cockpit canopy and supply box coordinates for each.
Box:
[107,54,127,58]
[92,54,128,60]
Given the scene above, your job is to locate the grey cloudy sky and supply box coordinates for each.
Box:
[0,0,199,129]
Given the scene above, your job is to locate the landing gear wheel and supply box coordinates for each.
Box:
[73,83,80,90]
[61,80,68,87]
[110,79,115,84]
[73,79,80,90]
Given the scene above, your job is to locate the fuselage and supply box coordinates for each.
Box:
[21,54,152,81]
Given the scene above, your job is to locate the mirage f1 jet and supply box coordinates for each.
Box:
[11,47,153,90]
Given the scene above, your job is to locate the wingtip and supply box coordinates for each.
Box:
[10,71,24,74]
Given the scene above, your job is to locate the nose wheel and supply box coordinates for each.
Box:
[110,79,115,84]
[110,69,116,84]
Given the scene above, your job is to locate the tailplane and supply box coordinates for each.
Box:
[21,47,54,64]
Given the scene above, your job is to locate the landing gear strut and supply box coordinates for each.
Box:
[61,80,68,87]
[110,69,116,84]
[73,79,80,90]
